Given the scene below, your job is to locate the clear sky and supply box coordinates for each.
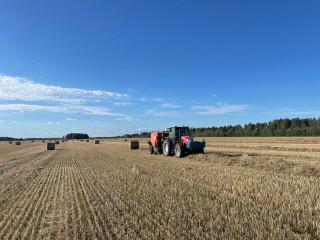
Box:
[0,0,320,138]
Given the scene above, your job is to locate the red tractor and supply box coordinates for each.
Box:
[148,126,205,158]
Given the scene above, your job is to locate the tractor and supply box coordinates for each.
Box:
[148,126,205,158]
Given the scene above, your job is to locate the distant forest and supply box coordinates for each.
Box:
[65,133,89,139]
[118,117,320,138]
[0,137,15,141]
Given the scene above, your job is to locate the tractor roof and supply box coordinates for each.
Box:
[167,126,189,129]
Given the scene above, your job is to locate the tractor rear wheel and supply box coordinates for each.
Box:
[175,143,183,158]
[163,139,172,156]
[149,144,154,154]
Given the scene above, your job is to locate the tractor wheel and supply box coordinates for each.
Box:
[163,139,172,156]
[175,143,183,158]
[149,144,154,154]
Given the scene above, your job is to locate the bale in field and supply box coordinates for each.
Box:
[95,140,100,144]
[86,140,89,142]
[42,140,45,143]
[129,141,139,149]
[55,140,60,144]
[9,141,12,144]
[47,142,55,150]
[15,141,21,145]
[124,139,127,142]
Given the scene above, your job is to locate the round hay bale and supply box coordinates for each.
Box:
[124,139,127,142]
[129,141,139,150]
[15,141,21,145]
[86,140,89,142]
[95,140,100,144]
[9,141,12,144]
[55,140,60,144]
[42,140,45,143]
[47,142,55,150]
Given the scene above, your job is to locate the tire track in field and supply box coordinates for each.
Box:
[68,154,86,240]
[62,157,72,240]
[47,152,64,240]
[57,156,67,239]
[64,155,80,240]
[60,155,75,240]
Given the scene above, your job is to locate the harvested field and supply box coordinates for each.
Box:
[0,137,320,239]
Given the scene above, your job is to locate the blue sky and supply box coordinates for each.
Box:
[0,0,320,138]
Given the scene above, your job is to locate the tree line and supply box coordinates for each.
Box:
[0,137,15,141]
[117,117,320,138]
[65,133,89,139]
[191,117,320,137]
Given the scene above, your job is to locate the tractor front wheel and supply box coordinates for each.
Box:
[175,143,183,158]
[149,144,154,154]
[163,139,172,156]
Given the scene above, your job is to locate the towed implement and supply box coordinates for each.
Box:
[148,126,205,158]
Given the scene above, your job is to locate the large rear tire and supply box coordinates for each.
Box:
[175,143,183,158]
[163,139,172,156]
[149,144,154,154]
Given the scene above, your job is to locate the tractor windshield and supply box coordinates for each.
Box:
[179,128,190,137]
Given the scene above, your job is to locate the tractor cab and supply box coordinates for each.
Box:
[167,126,190,142]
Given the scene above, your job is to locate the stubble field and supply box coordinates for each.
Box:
[1,137,320,239]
